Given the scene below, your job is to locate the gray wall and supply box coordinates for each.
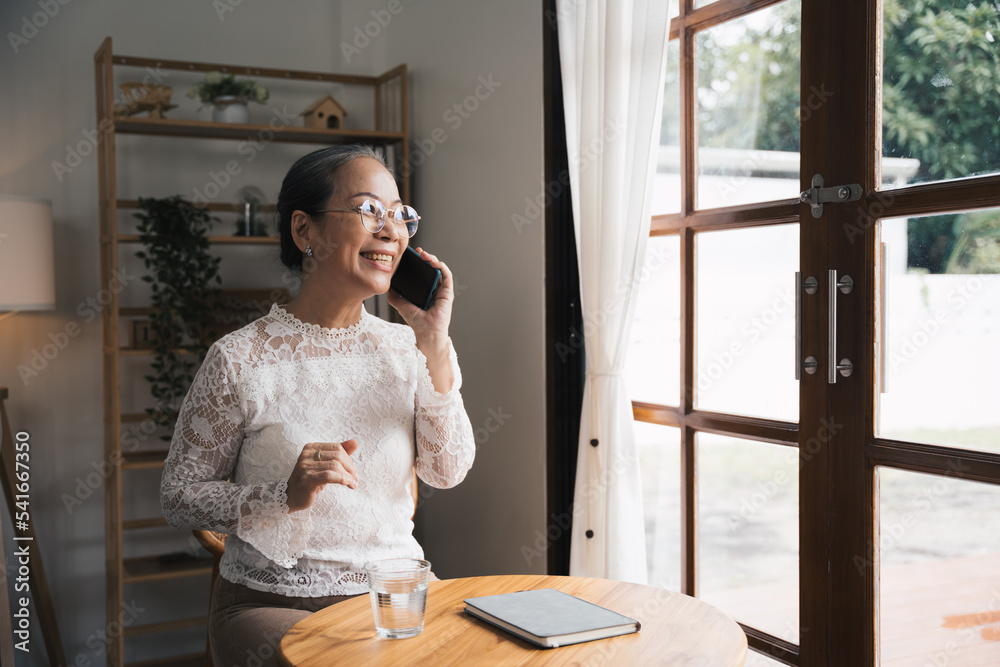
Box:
[0,1,545,664]
[337,0,547,581]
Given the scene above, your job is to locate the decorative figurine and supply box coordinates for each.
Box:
[299,94,348,130]
[113,83,178,119]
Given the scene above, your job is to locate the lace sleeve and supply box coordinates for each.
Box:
[413,339,476,489]
[159,342,312,568]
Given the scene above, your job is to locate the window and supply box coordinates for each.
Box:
[625,1,1000,664]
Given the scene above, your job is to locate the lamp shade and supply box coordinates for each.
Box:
[0,195,55,311]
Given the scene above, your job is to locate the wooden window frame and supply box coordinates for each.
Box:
[640,1,806,663]
[645,2,1000,666]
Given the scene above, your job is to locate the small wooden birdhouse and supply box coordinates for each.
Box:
[299,95,348,130]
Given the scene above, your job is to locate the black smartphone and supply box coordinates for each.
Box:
[391,246,442,310]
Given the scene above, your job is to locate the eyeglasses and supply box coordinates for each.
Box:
[315,199,420,238]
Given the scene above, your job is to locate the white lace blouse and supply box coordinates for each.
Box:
[159,303,476,597]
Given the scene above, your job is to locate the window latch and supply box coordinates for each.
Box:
[799,174,862,218]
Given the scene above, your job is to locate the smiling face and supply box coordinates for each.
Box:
[297,157,409,301]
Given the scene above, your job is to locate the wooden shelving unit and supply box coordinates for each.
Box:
[117,235,280,244]
[121,450,170,470]
[122,517,171,530]
[125,617,209,638]
[123,555,215,584]
[94,37,409,666]
[127,654,206,667]
[116,116,406,144]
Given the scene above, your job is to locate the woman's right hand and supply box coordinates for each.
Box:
[286,440,359,513]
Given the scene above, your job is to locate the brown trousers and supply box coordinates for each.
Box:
[208,575,363,667]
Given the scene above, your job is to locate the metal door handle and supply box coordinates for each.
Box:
[829,269,854,383]
[795,272,818,379]
[879,242,887,393]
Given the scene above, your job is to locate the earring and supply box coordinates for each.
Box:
[305,245,313,257]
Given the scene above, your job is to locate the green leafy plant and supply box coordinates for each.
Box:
[883,0,1000,183]
[945,210,1000,274]
[186,71,269,108]
[134,196,222,436]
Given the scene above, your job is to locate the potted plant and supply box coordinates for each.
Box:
[134,196,222,435]
[187,71,269,124]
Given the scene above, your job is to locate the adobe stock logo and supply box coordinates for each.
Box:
[7,0,73,54]
[339,0,414,64]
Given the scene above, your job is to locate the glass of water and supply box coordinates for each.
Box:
[364,558,431,639]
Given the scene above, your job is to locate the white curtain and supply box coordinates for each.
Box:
[557,0,670,583]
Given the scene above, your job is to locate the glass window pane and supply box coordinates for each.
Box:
[881,0,1000,190]
[696,1,801,209]
[635,421,681,591]
[695,224,798,422]
[878,468,1000,665]
[627,236,681,407]
[653,39,681,215]
[878,210,1000,454]
[697,433,799,642]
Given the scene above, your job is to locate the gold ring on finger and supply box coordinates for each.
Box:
[316,450,322,462]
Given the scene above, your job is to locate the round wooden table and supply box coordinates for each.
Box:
[279,574,747,666]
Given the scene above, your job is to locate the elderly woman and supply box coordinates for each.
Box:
[159,144,475,666]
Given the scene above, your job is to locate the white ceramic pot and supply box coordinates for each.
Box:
[212,96,250,124]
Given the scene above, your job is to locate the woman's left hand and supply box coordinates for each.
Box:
[387,247,454,347]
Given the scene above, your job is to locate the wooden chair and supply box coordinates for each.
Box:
[192,529,227,667]
[194,472,420,666]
